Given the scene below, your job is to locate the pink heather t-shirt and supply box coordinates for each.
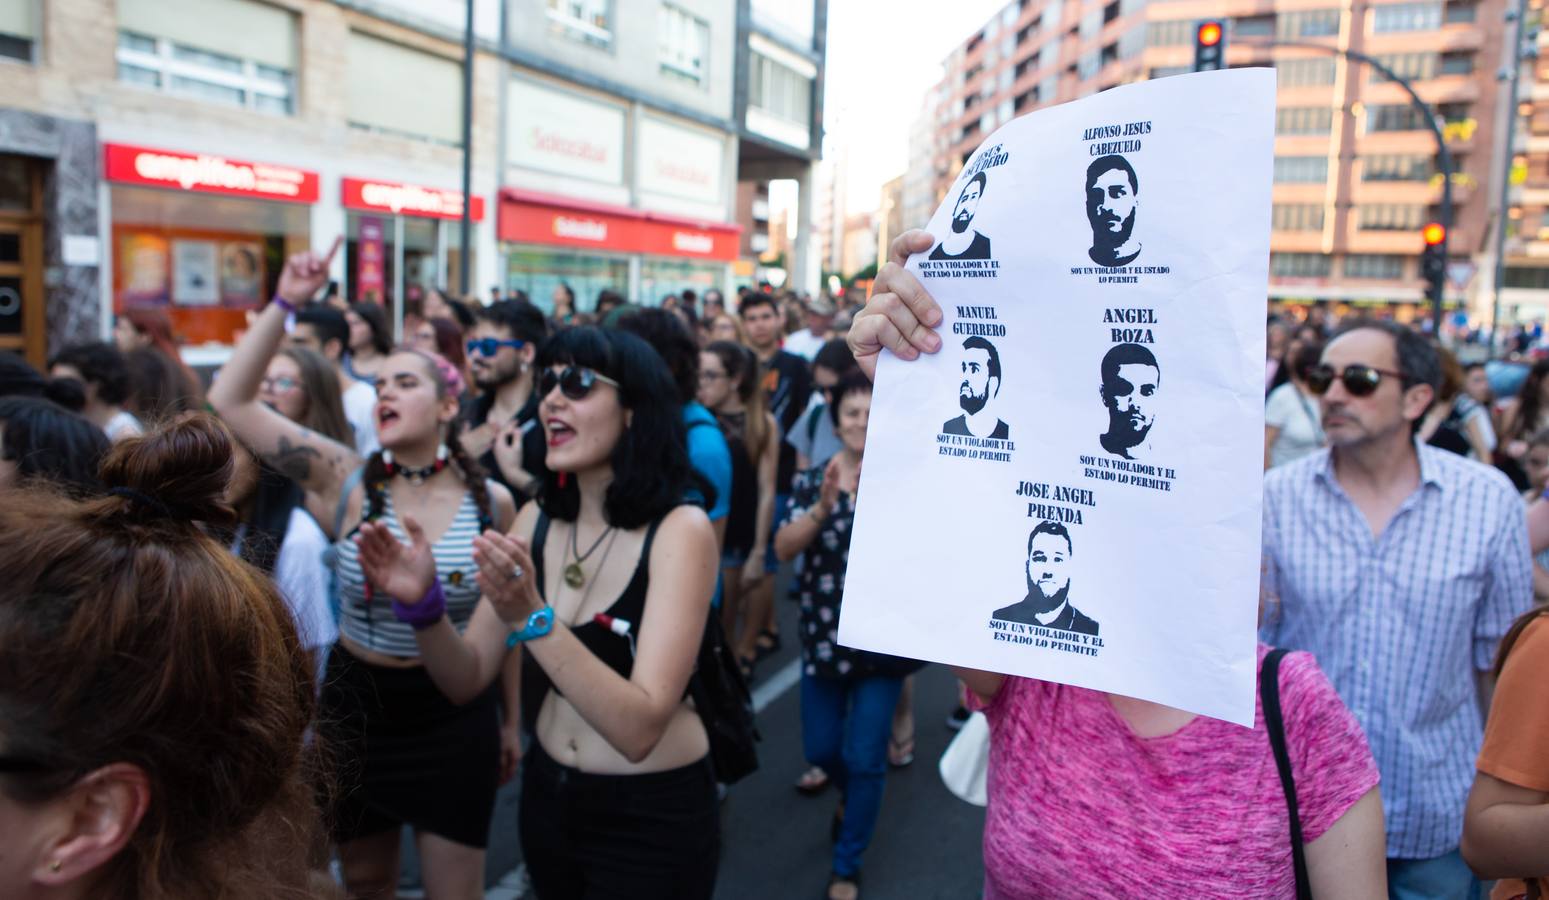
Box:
[971,645,1378,899]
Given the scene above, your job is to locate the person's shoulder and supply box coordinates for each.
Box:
[284,505,329,548]
[1263,448,1327,494]
[1069,606,1099,635]
[1421,443,1518,500]
[1507,614,1549,666]
[653,503,716,555]
[992,601,1031,623]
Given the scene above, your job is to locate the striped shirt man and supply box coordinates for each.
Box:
[1261,442,1531,859]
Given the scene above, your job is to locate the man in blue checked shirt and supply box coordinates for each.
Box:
[1261,319,1531,900]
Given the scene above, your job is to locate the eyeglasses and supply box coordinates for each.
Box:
[260,376,299,393]
[699,371,727,383]
[539,366,621,401]
[1305,363,1413,397]
[466,337,525,357]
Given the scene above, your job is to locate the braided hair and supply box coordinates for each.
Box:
[358,349,493,534]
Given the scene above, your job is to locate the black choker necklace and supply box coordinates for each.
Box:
[382,447,450,485]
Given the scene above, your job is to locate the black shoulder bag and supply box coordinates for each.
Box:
[1261,647,1313,900]
[688,613,761,783]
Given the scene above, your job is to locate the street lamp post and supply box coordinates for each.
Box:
[458,0,475,298]
[1490,0,1535,357]
[1238,39,1457,332]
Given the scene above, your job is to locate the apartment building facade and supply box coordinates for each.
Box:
[916,0,1506,321]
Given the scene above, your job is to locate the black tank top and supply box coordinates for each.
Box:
[718,411,759,557]
[518,511,663,734]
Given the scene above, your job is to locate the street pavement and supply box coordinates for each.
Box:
[399,584,987,899]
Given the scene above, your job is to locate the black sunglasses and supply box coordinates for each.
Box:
[539,366,621,401]
[1305,363,1413,397]
[466,337,525,357]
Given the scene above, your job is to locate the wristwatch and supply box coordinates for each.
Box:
[506,605,555,647]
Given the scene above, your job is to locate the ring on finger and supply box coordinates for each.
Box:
[510,563,524,581]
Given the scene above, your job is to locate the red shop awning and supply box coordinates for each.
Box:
[499,188,740,262]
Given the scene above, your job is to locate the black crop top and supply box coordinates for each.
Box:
[518,511,663,735]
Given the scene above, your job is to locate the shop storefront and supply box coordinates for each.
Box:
[103,141,317,346]
[498,188,737,313]
[341,177,485,316]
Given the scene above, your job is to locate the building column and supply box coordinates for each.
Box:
[793,160,819,296]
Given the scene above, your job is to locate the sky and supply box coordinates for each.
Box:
[822,0,1007,213]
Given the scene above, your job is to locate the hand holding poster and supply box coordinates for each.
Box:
[840,70,1274,726]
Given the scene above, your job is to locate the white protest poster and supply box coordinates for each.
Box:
[840,69,1273,726]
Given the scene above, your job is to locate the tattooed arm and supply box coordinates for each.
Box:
[208,240,361,535]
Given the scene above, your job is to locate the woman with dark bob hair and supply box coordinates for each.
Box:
[357,326,723,899]
[0,413,324,898]
[0,394,111,495]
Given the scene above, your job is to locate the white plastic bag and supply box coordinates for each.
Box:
[938,710,989,807]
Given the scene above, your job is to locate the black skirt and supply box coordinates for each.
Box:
[319,642,500,848]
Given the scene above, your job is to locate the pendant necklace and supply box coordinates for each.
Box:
[565,522,617,588]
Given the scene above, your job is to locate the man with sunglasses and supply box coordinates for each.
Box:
[1261,319,1531,898]
[461,299,550,504]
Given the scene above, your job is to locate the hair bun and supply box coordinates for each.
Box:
[42,376,86,413]
[99,412,236,525]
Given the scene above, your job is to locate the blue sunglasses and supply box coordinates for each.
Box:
[466,337,525,357]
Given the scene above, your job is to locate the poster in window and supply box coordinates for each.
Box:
[171,240,219,306]
[119,233,170,306]
[220,241,264,307]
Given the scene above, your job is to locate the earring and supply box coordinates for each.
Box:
[49,860,61,873]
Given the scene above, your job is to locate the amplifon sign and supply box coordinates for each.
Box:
[342,178,485,222]
[500,189,738,262]
[103,143,319,203]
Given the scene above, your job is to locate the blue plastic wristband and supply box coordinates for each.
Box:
[506,606,555,647]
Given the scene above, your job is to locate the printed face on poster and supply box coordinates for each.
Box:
[171,240,219,306]
[839,70,1274,726]
[220,241,264,306]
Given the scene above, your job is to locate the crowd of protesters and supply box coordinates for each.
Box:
[2,228,1548,900]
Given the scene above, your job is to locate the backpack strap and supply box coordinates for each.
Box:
[1261,647,1312,900]
[334,465,366,538]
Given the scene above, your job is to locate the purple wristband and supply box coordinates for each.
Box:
[392,580,447,631]
[271,294,297,313]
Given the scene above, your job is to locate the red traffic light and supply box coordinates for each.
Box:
[1197,22,1223,46]
[1422,222,1446,246]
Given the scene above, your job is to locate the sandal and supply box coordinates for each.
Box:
[794,765,830,795]
[887,735,915,769]
[753,628,782,660]
[825,871,860,900]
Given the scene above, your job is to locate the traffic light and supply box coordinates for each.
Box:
[1421,222,1447,311]
[1193,20,1226,72]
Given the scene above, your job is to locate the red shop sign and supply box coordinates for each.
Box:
[342,177,485,222]
[103,142,319,203]
[498,189,739,262]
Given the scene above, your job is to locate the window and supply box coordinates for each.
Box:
[1272,204,1326,231]
[0,0,38,62]
[1271,253,1333,277]
[347,32,462,145]
[1278,9,1341,37]
[1362,154,1433,181]
[1276,58,1336,87]
[1015,56,1033,79]
[114,0,296,112]
[1234,15,1276,37]
[658,5,708,86]
[1274,156,1329,183]
[1146,19,1192,46]
[1017,20,1041,44]
[1505,267,1549,289]
[1103,2,1120,24]
[1357,204,1425,230]
[999,98,1014,122]
[749,52,812,125]
[1370,53,1435,82]
[1367,104,1430,132]
[1438,102,1471,124]
[1371,2,1442,33]
[1444,0,1477,22]
[548,0,612,48]
[1100,42,1118,67]
[1015,86,1039,111]
[115,30,295,114]
[1344,254,1406,278]
[1276,107,1333,134]
[1439,51,1474,75]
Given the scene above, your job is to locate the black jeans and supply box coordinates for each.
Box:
[520,741,720,900]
